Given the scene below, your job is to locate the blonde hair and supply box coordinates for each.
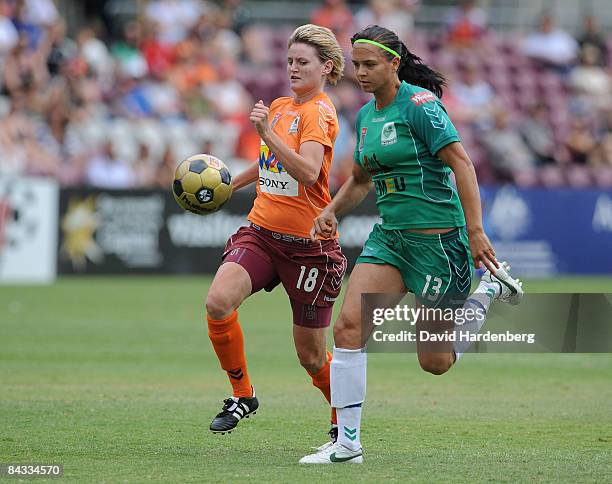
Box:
[288,24,345,86]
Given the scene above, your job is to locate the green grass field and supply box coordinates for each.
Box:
[1,276,611,482]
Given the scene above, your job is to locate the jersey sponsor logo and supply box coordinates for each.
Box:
[358,127,367,153]
[411,91,436,106]
[371,116,386,122]
[288,115,300,134]
[270,112,282,127]
[258,140,298,196]
[374,176,406,195]
[423,103,448,130]
[259,140,284,173]
[362,153,392,175]
[381,122,397,146]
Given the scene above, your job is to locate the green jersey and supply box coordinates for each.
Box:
[354,81,465,229]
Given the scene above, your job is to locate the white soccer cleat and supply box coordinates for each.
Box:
[482,261,524,306]
[299,442,363,464]
[313,441,334,452]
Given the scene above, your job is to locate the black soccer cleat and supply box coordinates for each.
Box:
[209,389,259,434]
[312,425,339,451]
[328,425,338,444]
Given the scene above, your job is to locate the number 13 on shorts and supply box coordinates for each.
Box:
[421,274,443,302]
[296,265,320,293]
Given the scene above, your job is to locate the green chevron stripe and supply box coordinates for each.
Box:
[344,426,357,440]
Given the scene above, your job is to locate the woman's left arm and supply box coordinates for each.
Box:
[437,142,500,272]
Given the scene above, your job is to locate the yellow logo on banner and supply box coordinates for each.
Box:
[60,196,103,270]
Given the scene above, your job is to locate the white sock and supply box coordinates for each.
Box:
[337,406,362,450]
[330,346,366,451]
[454,281,499,360]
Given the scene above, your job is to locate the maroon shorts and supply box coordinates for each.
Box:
[222,223,347,328]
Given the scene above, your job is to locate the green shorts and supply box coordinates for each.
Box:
[356,224,474,309]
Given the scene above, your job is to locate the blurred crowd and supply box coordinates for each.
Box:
[1,0,611,189]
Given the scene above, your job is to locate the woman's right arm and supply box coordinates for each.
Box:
[232,162,259,190]
[311,163,372,239]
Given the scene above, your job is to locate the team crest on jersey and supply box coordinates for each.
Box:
[288,115,300,134]
[381,122,397,146]
[359,127,367,152]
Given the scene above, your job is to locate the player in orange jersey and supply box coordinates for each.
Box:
[205,25,346,447]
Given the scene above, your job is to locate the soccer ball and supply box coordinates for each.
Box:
[172,154,233,215]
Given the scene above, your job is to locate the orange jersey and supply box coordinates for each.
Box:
[248,92,338,238]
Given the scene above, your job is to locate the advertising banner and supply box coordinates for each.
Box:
[481,186,612,277]
[0,177,58,283]
[57,187,612,276]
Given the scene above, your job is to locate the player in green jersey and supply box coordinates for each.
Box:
[299,25,524,464]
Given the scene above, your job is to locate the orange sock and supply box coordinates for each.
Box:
[308,351,337,425]
[207,311,252,398]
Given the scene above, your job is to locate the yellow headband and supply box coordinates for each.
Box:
[354,39,401,59]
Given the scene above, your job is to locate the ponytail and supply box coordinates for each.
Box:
[397,42,446,99]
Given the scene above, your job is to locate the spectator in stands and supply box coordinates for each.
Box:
[565,117,597,165]
[144,0,209,45]
[86,140,133,188]
[354,0,419,43]
[440,72,487,133]
[202,57,252,121]
[569,44,611,103]
[132,142,157,187]
[38,103,87,185]
[10,0,43,49]
[153,145,177,188]
[3,31,48,97]
[23,0,58,28]
[311,0,353,49]
[452,63,496,130]
[520,103,558,165]
[208,11,242,62]
[169,29,217,95]
[240,24,274,69]
[45,18,77,77]
[218,0,251,34]
[0,2,18,59]
[577,15,608,67]
[140,20,174,78]
[482,108,536,179]
[0,92,60,177]
[76,26,114,89]
[592,133,612,167]
[444,0,487,49]
[111,21,148,81]
[0,93,29,176]
[522,13,578,72]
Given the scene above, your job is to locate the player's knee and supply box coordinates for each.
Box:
[297,349,327,375]
[418,354,453,375]
[333,314,361,349]
[205,292,235,321]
